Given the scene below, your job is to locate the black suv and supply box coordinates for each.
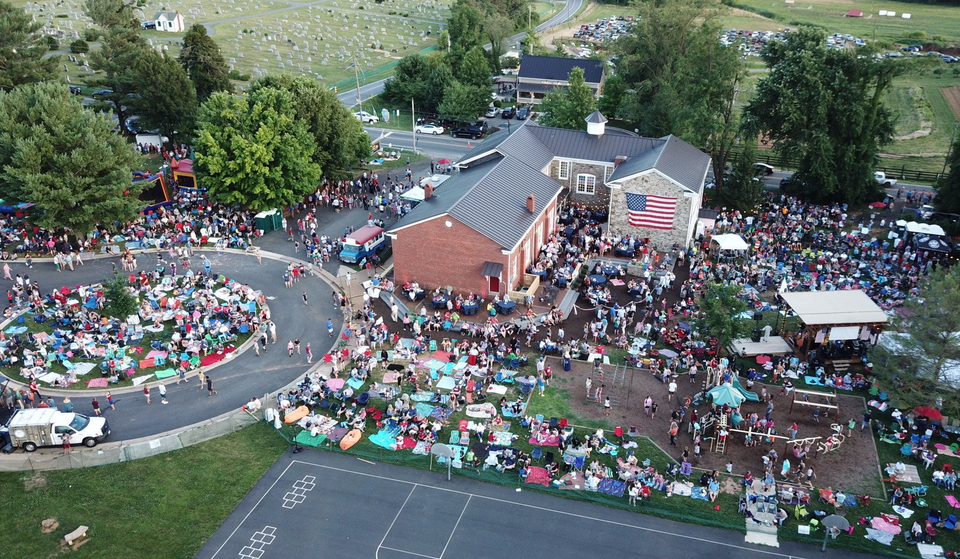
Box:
[516,107,530,120]
[501,106,516,119]
[451,121,488,139]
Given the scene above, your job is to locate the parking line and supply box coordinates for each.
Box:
[438,495,471,559]
[375,485,418,559]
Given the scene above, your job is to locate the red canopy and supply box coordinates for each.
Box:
[913,406,943,421]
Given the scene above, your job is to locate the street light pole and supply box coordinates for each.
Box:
[411,97,417,155]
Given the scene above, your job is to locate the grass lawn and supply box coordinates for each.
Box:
[723,0,960,44]
[0,421,287,559]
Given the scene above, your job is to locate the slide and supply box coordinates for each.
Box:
[731,376,761,402]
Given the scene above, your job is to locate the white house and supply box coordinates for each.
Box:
[154,11,185,33]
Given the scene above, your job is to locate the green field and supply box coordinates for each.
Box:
[724,0,960,43]
[0,421,287,559]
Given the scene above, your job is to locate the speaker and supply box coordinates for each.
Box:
[751,329,762,343]
[753,312,763,321]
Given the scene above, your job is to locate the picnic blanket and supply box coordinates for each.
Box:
[557,471,584,490]
[436,444,467,465]
[326,378,345,391]
[865,528,896,545]
[893,505,915,519]
[597,478,626,497]
[327,427,349,443]
[86,378,108,388]
[529,433,561,446]
[501,403,526,418]
[803,375,825,386]
[887,464,922,484]
[199,347,236,367]
[466,403,497,418]
[946,495,960,508]
[154,368,177,380]
[132,374,153,386]
[370,426,403,450]
[412,441,432,455]
[295,431,327,448]
[690,487,710,501]
[490,431,515,446]
[145,350,168,361]
[346,377,365,390]
[4,326,28,335]
[410,391,436,402]
[870,517,902,535]
[487,384,508,395]
[382,372,401,384]
[868,399,889,411]
[429,407,454,422]
[414,403,436,418]
[670,482,693,497]
[436,376,456,391]
[525,466,552,486]
[395,437,417,450]
[72,362,96,376]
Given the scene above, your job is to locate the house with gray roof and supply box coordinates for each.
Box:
[387,111,710,296]
[516,55,604,106]
[154,10,185,32]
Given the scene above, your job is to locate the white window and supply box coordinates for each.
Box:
[558,160,570,180]
[604,165,613,183]
[576,174,596,195]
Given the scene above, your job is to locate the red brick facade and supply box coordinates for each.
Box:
[391,197,559,297]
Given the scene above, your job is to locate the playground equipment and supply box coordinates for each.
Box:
[132,171,172,212]
[817,424,846,454]
[790,388,839,419]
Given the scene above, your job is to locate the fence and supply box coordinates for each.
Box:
[0,410,257,472]
[731,149,945,184]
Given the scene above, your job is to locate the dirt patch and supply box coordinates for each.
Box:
[942,86,960,121]
[41,518,59,533]
[24,472,48,491]
[546,356,883,496]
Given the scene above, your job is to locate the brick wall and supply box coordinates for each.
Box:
[608,173,694,250]
[392,216,507,298]
[547,159,613,207]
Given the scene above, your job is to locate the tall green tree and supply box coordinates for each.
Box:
[696,283,751,349]
[84,0,143,30]
[86,26,149,135]
[423,62,455,114]
[597,74,627,119]
[194,87,321,211]
[935,133,960,216]
[252,75,369,181]
[485,14,513,74]
[179,24,233,100]
[438,80,490,123]
[615,0,740,149]
[871,267,960,416]
[0,0,59,91]
[0,81,143,235]
[718,142,764,211]
[457,46,491,89]
[537,67,596,131]
[382,53,435,106]
[744,26,903,204]
[102,272,138,318]
[447,0,484,60]
[129,50,197,143]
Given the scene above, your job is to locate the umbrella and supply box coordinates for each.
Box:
[868,201,887,209]
[436,158,452,165]
[708,384,746,407]
[658,348,678,358]
[913,406,943,421]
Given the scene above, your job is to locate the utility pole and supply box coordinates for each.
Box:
[353,53,363,117]
[411,97,417,155]
[528,4,532,30]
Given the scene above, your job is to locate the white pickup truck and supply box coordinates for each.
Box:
[875,171,898,187]
[2,409,110,452]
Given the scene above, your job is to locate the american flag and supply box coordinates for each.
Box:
[625,193,678,230]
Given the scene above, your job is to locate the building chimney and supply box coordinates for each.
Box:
[614,156,627,167]
[424,183,434,199]
[526,194,536,213]
[585,110,607,137]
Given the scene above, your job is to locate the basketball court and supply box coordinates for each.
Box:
[196,448,880,559]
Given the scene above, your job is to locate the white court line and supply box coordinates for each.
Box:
[292,460,807,559]
[438,495,471,559]
[378,546,439,559]
[209,460,297,559]
[375,485,418,559]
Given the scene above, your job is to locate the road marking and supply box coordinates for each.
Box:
[375,485,417,559]
[378,547,439,559]
[293,459,808,559]
[210,460,296,558]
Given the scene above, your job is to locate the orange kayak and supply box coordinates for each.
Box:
[339,428,363,450]
[284,405,309,424]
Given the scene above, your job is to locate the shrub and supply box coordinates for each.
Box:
[44,35,59,50]
[228,70,251,81]
[905,31,927,40]
[70,39,89,54]
[82,28,101,42]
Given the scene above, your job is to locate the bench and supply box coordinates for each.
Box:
[64,525,89,546]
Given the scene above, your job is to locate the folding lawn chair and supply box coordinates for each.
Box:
[531,447,542,461]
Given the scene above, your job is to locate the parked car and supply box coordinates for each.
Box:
[141,21,156,29]
[415,123,444,135]
[92,89,113,98]
[501,106,516,119]
[754,163,774,176]
[516,107,530,120]
[875,171,897,187]
[451,121,488,139]
[354,111,379,124]
[68,85,82,95]
[484,106,500,118]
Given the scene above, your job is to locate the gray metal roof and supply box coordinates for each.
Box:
[516,83,556,94]
[481,261,504,277]
[518,55,604,84]
[585,110,608,124]
[458,122,554,171]
[524,124,660,163]
[389,155,563,251]
[606,135,711,194]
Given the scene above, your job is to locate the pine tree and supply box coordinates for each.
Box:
[0,0,59,91]
[103,272,138,318]
[179,24,233,100]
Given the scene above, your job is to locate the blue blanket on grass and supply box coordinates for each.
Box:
[597,478,626,497]
[369,426,402,450]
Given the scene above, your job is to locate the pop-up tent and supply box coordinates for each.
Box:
[400,186,426,202]
[711,233,750,251]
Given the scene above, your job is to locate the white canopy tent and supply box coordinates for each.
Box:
[897,220,946,237]
[400,186,426,202]
[780,290,889,327]
[711,233,750,251]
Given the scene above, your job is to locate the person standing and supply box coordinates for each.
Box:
[294,339,301,354]
[287,340,295,357]
[269,321,278,344]
[207,377,217,397]
[644,395,653,417]
[326,319,334,337]
[585,376,592,399]
[305,343,313,364]
[2,262,11,281]
[302,291,309,306]
[143,385,151,404]
[604,397,611,416]
[91,397,101,416]
[667,379,677,402]
[158,382,168,404]
[106,391,116,410]
[668,421,679,446]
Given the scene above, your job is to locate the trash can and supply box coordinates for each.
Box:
[254,209,281,233]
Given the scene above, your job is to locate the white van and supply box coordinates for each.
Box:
[3,409,110,452]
